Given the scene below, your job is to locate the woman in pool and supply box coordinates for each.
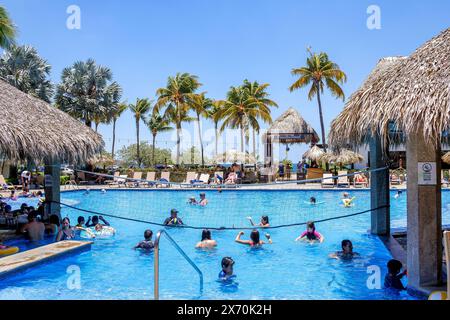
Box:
[56,217,75,241]
[341,192,355,207]
[246,215,270,228]
[235,229,272,247]
[295,221,324,243]
[329,239,360,260]
[195,229,217,248]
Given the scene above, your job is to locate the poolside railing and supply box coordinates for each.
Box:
[153,229,203,300]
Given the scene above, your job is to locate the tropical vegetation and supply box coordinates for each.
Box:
[0,5,16,49]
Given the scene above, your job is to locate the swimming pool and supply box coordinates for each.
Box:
[3,189,447,300]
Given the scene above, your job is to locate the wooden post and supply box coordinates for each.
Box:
[44,160,61,220]
[369,134,390,235]
[406,130,442,289]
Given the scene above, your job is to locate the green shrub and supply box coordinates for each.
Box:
[60,175,70,185]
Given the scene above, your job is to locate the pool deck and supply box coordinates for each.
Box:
[0,240,92,279]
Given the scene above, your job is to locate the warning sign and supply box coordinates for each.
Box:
[418,162,436,185]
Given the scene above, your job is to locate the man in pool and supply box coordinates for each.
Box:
[85,215,110,228]
[329,240,359,260]
[219,256,235,281]
[199,193,208,206]
[21,211,45,241]
[163,209,184,226]
[75,216,85,228]
[134,229,154,250]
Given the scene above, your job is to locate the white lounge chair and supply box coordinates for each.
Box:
[141,171,156,188]
[157,171,171,188]
[106,171,120,188]
[126,172,142,188]
[0,174,16,190]
[321,173,334,188]
[337,171,350,187]
[181,172,198,187]
[211,171,224,187]
[193,173,211,187]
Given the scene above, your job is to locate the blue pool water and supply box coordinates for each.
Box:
[2,189,448,300]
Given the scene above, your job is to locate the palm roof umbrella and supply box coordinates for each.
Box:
[303,145,325,162]
[442,152,450,164]
[334,149,364,165]
[214,150,256,164]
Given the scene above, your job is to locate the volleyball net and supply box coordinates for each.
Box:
[51,167,390,230]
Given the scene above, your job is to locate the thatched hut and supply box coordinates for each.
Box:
[0,79,104,218]
[263,107,319,166]
[328,27,450,294]
[442,151,450,164]
[302,145,324,162]
[0,79,103,163]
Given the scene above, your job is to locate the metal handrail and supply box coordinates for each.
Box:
[153,229,203,300]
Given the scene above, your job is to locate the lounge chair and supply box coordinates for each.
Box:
[117,175,128,187]
[353,173,369,188]
[181,172,198,188]
[157,171,171,188]
[126,172,142,187]
[76,171,90,185]
[106,171,120,187]
[193,173,211,187]
[211,171,224,186]
[0,175,16,190]
[321,173,335,188]
[141,171,156,188]
[337,171,350,187]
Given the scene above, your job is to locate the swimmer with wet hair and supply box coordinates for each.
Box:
[329,239,360,260]
[295,221,324,243]
[196,229,217,248]
[235,229,272,247]
[134,229,154,250]
[246,215,270,228]
[219,256,235,281]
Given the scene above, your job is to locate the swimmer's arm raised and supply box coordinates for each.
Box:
[235,231,251,245]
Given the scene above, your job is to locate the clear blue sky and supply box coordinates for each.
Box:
[2,0,449,161]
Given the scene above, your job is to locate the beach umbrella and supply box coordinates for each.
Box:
[302,145,325,162]
[442,152,450,164]
[320,151,337,163]
[333,149,364,165]
[214,150,256,164]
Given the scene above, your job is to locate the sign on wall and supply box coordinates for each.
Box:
[418,162,437,185]
[44,174,53,187]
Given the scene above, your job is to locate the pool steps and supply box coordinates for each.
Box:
[0,240,92,278]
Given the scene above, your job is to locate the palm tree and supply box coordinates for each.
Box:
[289,50,347,151]
[0,45,54,102]
[0,6,17,49]
[145,113,173,166]
[208,100,225,157]
[242,80,278,159]
[221,86,272,155]
[111,103,128,159]
[129,98,152,167]
[55,59,122,127]
[190,93,213,166]
[154,73,201,165]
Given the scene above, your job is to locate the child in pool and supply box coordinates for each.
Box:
[218,256,235,281]
[188,197,197,205]
[394,190,402,199]
[310,197,317,204]
[384,259,407,290]
[341,192,355,207]
[246,215,270,228]
[295,221,324,243]
[329,240,360,260]
[134,229,154,250]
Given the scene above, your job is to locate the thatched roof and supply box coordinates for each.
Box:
[303,145,324,162]
[329,27,450,150]
[321,149,364,164]
[0,79,104,163]
[442,152,450,164]
[265,107,319,144]
[214,150,256,164]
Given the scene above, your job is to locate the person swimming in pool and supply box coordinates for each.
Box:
[56,217,75,241]
[341,192,355,207]
[85,215,110,228]
[295,221,324,243]
[235,229,272,247]
[195,229,217,249]
[199,193,208,206]
[188,197,197,205]
[218,256,235,281]
[163,209,184,226]
[134,229,154,250]
[394,190,402,199]
[329,239,360,260]
[310,197,317,204]
[246,215,270,228]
